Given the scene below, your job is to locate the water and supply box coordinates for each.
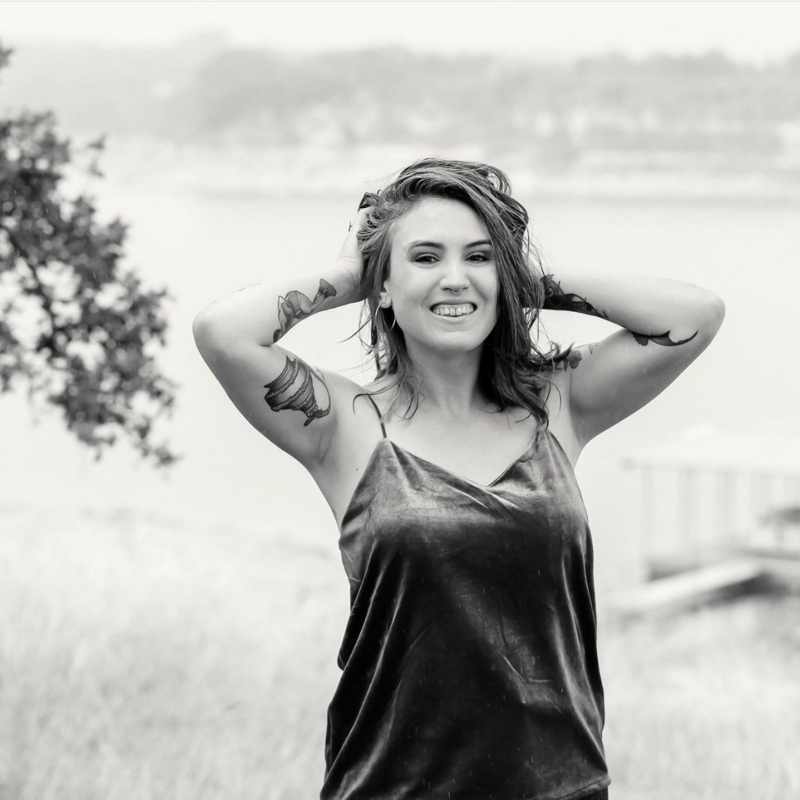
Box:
[2,179,798,591]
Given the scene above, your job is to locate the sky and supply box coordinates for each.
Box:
[1,1,800,63]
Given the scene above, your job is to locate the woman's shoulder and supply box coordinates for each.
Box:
[535,357,584,467]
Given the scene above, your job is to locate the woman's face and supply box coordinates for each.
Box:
[381,197,499,356]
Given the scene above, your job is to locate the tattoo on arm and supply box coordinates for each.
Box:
[553,349,584,372]
[551,342,601,372]
[539,276,702,350]
[540,274,611,321]
[264,355,331,426]
[273,279,337,343]
[631,329,699,346]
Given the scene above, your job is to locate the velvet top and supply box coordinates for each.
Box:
[321,397,609,800]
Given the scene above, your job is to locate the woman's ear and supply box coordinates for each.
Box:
[379,287,391,308]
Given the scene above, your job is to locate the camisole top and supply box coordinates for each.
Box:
[321,395,610,800]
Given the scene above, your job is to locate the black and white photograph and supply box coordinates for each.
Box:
[1,2,799,798]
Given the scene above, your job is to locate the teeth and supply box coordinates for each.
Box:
[432,304,475,317]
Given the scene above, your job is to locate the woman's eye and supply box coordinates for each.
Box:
[414,252,491,264]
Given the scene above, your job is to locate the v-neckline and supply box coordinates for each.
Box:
[387,424,545,490]
[338,426,573,531]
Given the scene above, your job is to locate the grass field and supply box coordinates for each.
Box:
[1,504,798,800]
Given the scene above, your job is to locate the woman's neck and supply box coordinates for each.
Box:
[377,345,495,422]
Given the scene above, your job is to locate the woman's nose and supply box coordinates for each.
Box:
[439,259,470,292]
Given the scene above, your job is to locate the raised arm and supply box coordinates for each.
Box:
[192,207,368,470]
[538,269,725,447]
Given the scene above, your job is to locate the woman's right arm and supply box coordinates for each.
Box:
[192,212,367,471]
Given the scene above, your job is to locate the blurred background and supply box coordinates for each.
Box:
[1,3,799,799]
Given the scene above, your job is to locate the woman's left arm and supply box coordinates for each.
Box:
[540,269,725,447]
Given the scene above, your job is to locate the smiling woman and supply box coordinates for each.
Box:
[193,156,723,800]
[378,197,500,351]
[353,160,574,431]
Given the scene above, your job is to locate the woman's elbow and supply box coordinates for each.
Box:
[192,308,227,353]
[710,293,725,326]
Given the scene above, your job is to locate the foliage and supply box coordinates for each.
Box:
[0,43,178,467]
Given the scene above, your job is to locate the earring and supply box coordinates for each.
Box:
[380,304,396,331]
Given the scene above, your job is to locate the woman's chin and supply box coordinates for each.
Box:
[408,331,490,356]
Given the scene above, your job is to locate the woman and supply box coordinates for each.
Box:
[193,158,725,799]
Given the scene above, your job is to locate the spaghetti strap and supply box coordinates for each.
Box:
[364,393,387,438]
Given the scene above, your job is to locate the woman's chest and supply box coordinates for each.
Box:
[340,444,591,582]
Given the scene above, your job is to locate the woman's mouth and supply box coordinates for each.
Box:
[430,303,477,318]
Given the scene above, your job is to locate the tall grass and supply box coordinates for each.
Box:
[600,590,800,799]
[1,505,798,799]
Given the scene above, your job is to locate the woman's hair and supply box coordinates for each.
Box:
[353,156,576,427]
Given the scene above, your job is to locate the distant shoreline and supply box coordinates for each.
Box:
[95,138,800,204]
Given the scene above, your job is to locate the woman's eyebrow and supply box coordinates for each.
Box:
[406,239,493,251]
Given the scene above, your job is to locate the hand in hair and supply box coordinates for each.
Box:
[336,194,377,301]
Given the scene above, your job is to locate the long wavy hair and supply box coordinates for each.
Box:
[353,157,575,428]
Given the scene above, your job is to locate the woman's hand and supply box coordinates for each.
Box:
[334,193,377,301]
